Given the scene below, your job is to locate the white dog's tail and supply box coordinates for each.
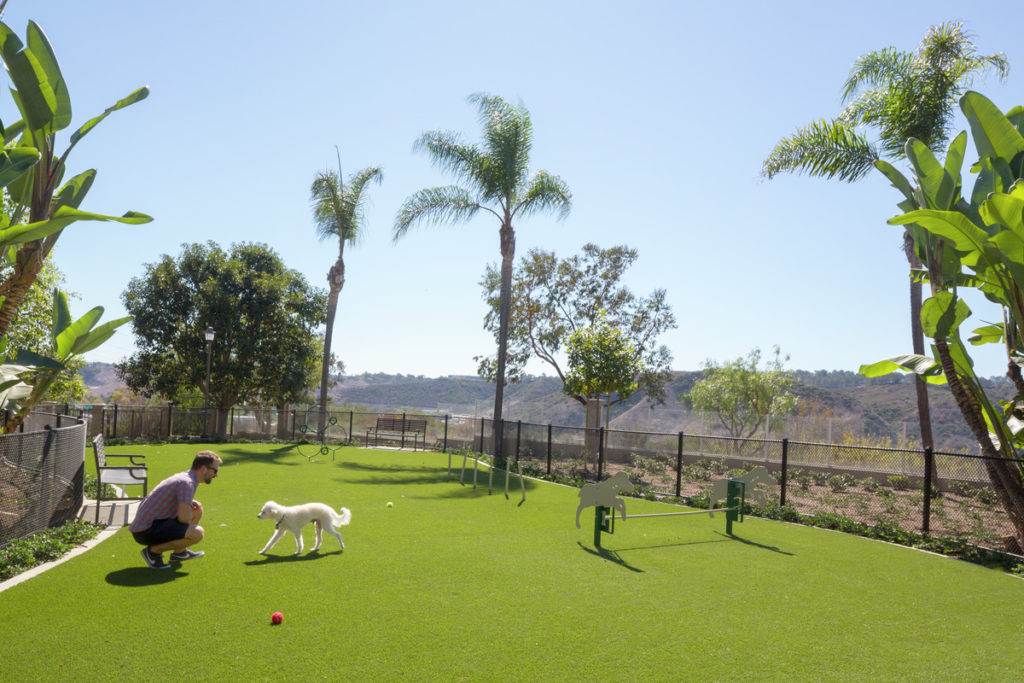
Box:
[334,507,352,527]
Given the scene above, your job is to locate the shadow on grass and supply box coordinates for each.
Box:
[577,542,644,573]
[105,566,187,587]
[215,444,306,468]
[712,530,795,556]
[338,461,540,493]
[243,549,343,566]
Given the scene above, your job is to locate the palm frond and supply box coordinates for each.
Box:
[514,171,572,221]
[392,186,484,242]
[761,119,879,182]
[310,166,382,246]
[470,92,533,200]
[842,47,912,102]
[310,170,345,241]
[415,130,486,188]
[339,166,383,247]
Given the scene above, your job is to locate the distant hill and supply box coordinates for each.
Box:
[81,364,1010,452]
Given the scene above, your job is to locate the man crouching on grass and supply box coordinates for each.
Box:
[129,450,222,569]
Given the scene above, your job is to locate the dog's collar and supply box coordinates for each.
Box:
[275,513,284,529]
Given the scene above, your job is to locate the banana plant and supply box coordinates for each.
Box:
[861,91,1024,548]
[1,289,129,431]
[0,19,151,339]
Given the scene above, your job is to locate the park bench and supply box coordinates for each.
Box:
[92,433,148,523]
[365,414,428,450]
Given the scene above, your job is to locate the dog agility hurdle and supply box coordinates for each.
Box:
[577,468,770,548]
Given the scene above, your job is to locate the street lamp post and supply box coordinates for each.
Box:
[203,326,214,439]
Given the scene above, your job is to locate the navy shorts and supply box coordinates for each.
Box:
[132,517,189,547]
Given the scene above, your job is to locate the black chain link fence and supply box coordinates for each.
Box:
[79,404,1021,552]
[0,413,86,547]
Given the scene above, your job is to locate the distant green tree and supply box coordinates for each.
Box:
[116,242,327,438]
[683,347,798,440]
[310,156,382,429]
[394,93,571,461]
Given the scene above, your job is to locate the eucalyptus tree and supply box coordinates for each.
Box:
[394,94,571,458]
[310,157,382,429]
[478,243,675,411]
[761,21,1008,450]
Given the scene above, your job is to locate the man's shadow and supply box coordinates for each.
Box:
[105,566,187,587]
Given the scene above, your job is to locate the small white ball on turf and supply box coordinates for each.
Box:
[386,501,393,508]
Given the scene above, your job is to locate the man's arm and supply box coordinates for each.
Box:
[176,500,193,524]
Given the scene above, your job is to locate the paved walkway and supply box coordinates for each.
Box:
[0,499,140,594]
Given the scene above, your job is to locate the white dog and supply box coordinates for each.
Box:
[257,500,351,555]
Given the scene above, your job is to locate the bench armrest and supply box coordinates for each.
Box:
[103,453,147,465]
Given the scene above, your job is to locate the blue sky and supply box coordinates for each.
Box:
[5,0,1024,379]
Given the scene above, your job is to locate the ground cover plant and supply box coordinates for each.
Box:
[2,443,1023,680]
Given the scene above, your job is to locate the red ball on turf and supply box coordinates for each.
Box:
[271,611,283,625]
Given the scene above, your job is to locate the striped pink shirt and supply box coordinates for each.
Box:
[129,470,197,532]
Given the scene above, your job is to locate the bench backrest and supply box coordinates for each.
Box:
[375,416,427,433]
[92,433,108,467]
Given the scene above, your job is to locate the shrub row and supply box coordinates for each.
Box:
[0,519,103,581]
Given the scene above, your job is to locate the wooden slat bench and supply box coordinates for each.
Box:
[92,433,148,523]
[365,415,428,450]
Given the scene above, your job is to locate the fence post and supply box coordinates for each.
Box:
[780,438,789,506]
[516,420,522,461]
[598,426,605,480]
[546,424,552,475]
[923,446,934,534]
[349,411,354,442]
[478,418,484,453]
[167,403,174,439]
[230,406,235,437]
[113,403,119,439]
[443,414,449,452]
[676,431,684,498]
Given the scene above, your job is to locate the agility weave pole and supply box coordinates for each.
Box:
[448,451,526,503]
[591,478,746,548]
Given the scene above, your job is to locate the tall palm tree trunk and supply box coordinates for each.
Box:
[492,220,516,466]
[319,261,344,431]
[905,232,934,450]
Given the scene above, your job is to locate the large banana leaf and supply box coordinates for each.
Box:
[69,86,149,146]
[962,91,1024,167]
[0,145,39,187]
[859,354,947,384]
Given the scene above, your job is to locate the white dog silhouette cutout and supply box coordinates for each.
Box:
[575,470,632,528]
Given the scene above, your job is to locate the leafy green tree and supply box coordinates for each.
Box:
[394,94,571,458]
[5,260,87,402]
[310,155,382,429]
[116,242,327,438]
[761,21,1008,451]
[683,347,798,441]
[478,243,675,407]
[861,91,1024,550]
[0,18,150,429]
[563,314,642,452]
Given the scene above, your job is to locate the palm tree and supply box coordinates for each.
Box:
[310,156,383,430]
[394,94,572,461]
[762,21,1008,450]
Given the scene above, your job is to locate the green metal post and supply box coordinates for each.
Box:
[726,479,745,536]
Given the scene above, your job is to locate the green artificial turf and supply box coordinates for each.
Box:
[2,443,1023,681]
